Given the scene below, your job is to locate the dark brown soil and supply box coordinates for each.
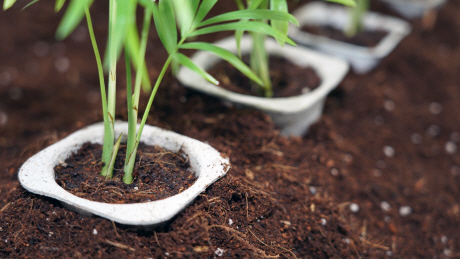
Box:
[209,56,321,97]
[301,25,388,47]
[1,0,460,258]
[54,142,196,204]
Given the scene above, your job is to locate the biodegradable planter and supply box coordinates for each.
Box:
[380,0,446,19]
[18,122,230,227]
[176,35,349,136]
[289,2,411,74]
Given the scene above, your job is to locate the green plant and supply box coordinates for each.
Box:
[234,0,356,98]
[4,0,298,184]
[345,0,369,37]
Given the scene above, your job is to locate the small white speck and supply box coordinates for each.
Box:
[4,239,7,243]
[411,133,422,144]
[33,41,50,57]
[377,160,387,169]
[429,102,442,114]
[93,229,97,235]
[52,211,56,215]
[46,218,49,221]
[309,186,317,195]
[228,219,233,226]
[179,96,187,103]
[441,235,448,244]
[0,112,7,126]
[374,116,384,125]
[257,219,260,222]
[331,168,339,176]
[450,132,460,142]
[321,218,327,226]
[380,201,391,212]
[386,250,393,256]
[260,216,263,219]
[383,146,395,157]
[134,187,139,191]
[0,70,13,86]
[350,203,359,213]
[384,99,395,111]
[343,238,350,244]
[426,125,440,137]
[165,252,169,256]
[215,248,225,257]
[48,232,53,237]
[8,87,22,100]
[0,227,3,231]
[55,57,70,73]
[71,26,87,42]
[444,248,452,256]
[451,166,460,176]
[399,206,412,217]
[445,141,457,154]
[373,169,382,177]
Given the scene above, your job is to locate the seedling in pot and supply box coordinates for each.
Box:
[233,0,355,98]
[4,0,297,184]
[345,0,369,37]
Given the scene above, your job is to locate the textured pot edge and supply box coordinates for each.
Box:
[176,35,349,115]
[18,121,230,226]
[289,1,412,73]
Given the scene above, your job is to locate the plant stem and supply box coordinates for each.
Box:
[345,0,368,37]
[123,55,173,184]
[123,8,152,183]
[101,0,118,177]
[250,31,272,97]
[84,6,114,178]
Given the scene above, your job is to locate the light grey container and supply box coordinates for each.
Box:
[176,35,349,136]
[380,0,446,19]
[289,2,411,74]
[19,122,230,227]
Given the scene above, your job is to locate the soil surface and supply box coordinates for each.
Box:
[55,143,196,204]
[301,25,388,47]
[209,56,321,97]
[1,0,460,258]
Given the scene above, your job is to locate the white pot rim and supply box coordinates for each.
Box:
[289,1,412,59]
[18,122,230,226]
[177,35,349,114]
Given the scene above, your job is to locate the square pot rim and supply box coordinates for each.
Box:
[177,35,349,114]
[18,122,230,226]
[289,1,412,59]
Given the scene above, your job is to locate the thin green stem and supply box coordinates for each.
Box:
[84,6,114,177]
[124,9,152,182]
[101,0,118,177]
[123,56,173,184]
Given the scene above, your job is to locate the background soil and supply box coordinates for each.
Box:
[1,0,459,258]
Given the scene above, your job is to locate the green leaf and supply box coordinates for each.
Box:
[171,0,199,37]
[192,0,218,29]
[56,0,94,40]
[151,2,176,54]
[55,0,65,12]
[172,53,219,85]
[270,0,288,46]
[180,42,263,86]
[125,21,152,92]
[21,0,39,10]
[190,21,296,46]
[199,9,298,27]
[110,0,137,65]
[159,0,177,46]
[3,0,16,10]
[326,0,356,7]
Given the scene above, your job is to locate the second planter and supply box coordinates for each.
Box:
[177,35,349,136]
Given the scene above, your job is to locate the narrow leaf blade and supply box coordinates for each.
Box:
[173,53,219,85]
